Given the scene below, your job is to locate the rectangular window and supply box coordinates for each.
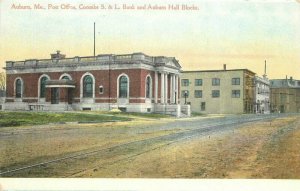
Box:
[181,90,189,98]
[232,90,240,98]
[194,90,202,98]
[118,107,127,112]
[99,86,104,94]
[212,78,220,86]
[201,102,206,111]
[195,79,202,86]
[181,79,189,86]
[212,90,220,98]
[232,78,240,85]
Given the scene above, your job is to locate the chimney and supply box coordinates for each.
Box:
[51,50,66,59]
[223,64,226,71]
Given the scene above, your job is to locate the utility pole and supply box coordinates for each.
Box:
[94,22,96,57]
[263,60,267,78]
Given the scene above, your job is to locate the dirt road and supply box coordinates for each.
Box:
[1,114,299,178]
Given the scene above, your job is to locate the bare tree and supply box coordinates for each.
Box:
[0,72,6,90]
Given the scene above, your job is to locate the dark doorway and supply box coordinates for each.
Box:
[280,105,285,113]
[51,88,59,104]
[68,88,74,104]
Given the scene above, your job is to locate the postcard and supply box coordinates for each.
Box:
[0,0,300,190]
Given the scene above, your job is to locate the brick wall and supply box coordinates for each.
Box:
[6,68,157,102]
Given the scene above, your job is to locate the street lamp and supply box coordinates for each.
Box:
[184,90,188,105]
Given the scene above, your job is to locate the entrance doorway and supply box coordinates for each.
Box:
[51,88,59,104]
[67,88,74,104]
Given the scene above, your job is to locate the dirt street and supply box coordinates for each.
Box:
[1,114,299,178]
[80,115,300,178]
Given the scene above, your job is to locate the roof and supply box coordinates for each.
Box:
[182,69,256,74]
[46,80,75,85]
[270,79,300,88]
[45,80,76,87]
[5,52,182,70]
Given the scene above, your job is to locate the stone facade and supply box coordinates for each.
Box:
[270,77,300,113]
[180,67,256,114]
[254,75,270,114]
[4,51,189,117]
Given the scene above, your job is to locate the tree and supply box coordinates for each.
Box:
[0,72,6,90]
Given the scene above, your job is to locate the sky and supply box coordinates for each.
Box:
[0,0,299,79]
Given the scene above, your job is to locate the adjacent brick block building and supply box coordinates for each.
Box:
[270,77,300,113]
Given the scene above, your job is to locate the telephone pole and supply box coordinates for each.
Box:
[93,22,96,57]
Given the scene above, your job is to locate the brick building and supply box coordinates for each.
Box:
[270,77,300,113]
[4,51,190,116]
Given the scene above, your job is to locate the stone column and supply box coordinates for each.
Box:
[155,71,158,103]
[175,74,179,104]
[160,72,165,104]
[172,74,176,103]
[165,73,168,104]
[169,74,173,104]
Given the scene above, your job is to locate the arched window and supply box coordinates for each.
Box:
[62,76,70,80]
[15,79,22,98]
[40,77,48,98]
[119,76,128,98]
[83,75,93,98]
[146,76,151,98]
[59,73,72,80]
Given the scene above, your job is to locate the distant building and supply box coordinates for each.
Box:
[4,51,190,117]
[270,77,300,113]
[180,65,256,114]
[254,62,270,114]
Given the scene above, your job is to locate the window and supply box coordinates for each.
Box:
[40,77,48,98]
[15,79,22,98]
[118,107,127,112]
[195,79,202,86]
[146,76,151,98]
[181,90,189,98]
[194,90,202,98]
[212,90,220,98]
[181,79,189,86]
[232,90,240,98]
[83,75,93,98]
[62,76,70,80]
[119,75,128,98]
[201,102,206,111]
[212,78,220,86]
[99,86,104,94]
[232,78,240,85]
